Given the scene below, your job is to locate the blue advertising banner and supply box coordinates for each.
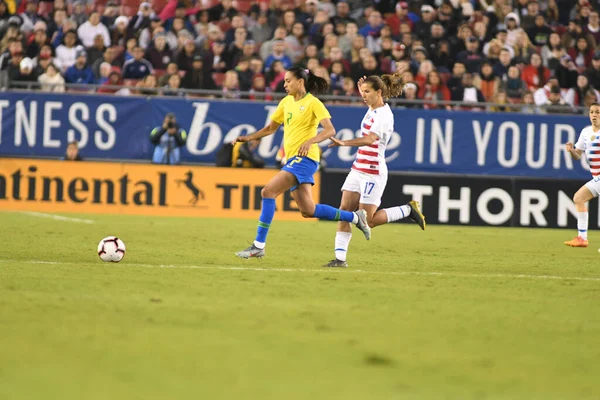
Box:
[0,92,591,179]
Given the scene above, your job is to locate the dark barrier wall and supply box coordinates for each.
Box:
[321,171,591,229]
[0,92,591,179]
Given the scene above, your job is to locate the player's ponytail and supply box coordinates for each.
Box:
[365,71,406,100]
[288,67,330,96]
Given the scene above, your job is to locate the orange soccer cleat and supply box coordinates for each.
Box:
[564,236,589,247]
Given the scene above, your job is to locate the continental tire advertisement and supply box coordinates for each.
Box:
[0,158,319,220]
[321,171,590,229]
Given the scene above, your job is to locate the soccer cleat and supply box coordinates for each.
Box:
[235,244,265,259]
[355,209,371,240]
[322,259,348,268]
[408,200,426,230]
[564,236,588,247]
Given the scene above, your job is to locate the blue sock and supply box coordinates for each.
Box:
[313,204,354,222]
[254,198,276,247]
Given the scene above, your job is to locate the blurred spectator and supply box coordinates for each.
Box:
[414,4,435,39]
[265,40,292,71]
[585,10,600,44]
[110,15,130,48]
[86,34,107,67]
[541,32,564,70]
[139,15,163,49]
[11,57,38,87]
[231,140,265,168]
[159,62,179,86]
[505,12,524,49]
[526,13,552,47]
[333,1,357,26]
[250,12,274,46]
[474,62,500,102]
[399,82,421,109]
[62,141,82,161]
[544,85,570,114]
[150,113,187,165]
[266,59,285,91]
[234,57,253,91]
[587,51,600,90]
[419,70,451,110]
[534,77,560,106]
[489,91,511,112]
[502,66,528,102]
[92,47,118,80]
[26,21,48,59]
[38,64,65,92]
[64,48,94,84]
[414,59,433,89]
[101,1,120,28]
[206,0,237,22]
[128,2,155,39]
[122,45,153,79]
[181,55,216,90]
[555,54,579,89]
[78,11,110,48]
[54,30,79,71]
[70,1,88,27]
[164,3,194,35]
[451,73,485,110]
[19,0,41,34]
[520,92,536,114]
[352,53,381,82]
[175,38,199,71]
[512,30,536,65]
[565,74,600,107]
[226,26,248,68]
[493,48,513,80]
[96,61,112,84]
[447,62,466,93]
[163,73,183,96]
[285,22,309,64]
[563,18,596,50]
[225,15,246,45]
[568,37,594,73]
[135,73,158,95]
[522,53,550,91]
[205,40,227,73]
[33,45,53,72]
[145,32,172,70]
[260,27,287,61]
[386,2,411,36]
[248,74,272,101]
[457,36,485,74]
[98,70,130,96]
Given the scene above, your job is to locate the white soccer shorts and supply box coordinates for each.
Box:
[341,169,387,207]
[584,176,600,197]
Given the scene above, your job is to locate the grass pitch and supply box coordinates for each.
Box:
[1,211,599,400]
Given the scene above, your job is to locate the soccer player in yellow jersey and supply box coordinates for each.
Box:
[233,67,371,258]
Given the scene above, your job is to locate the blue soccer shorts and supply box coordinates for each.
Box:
[281,156,319,192]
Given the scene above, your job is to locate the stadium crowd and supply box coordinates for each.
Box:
[0,0,599,112]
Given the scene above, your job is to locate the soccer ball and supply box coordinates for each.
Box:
[97,236,126,262]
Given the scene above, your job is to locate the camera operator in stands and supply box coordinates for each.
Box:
[150,113,187,165]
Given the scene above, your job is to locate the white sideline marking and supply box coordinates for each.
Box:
[19,211,94,224]
[7,260,600,283]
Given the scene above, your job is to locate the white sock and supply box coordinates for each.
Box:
[577,212,589,240]
[253,240,265,249]
[334,232,352,261]
[384,204,412,223]
[351,212,358,224]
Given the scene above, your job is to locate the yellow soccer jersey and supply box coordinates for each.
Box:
[270,93,331,163]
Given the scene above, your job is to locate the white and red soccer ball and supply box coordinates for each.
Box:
[97,236,126,262]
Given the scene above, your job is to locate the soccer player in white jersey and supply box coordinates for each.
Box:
[323,72,426,267]
[564,103,600,247]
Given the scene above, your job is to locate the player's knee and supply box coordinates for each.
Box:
[261,187,273,198]
[298,204,314,218]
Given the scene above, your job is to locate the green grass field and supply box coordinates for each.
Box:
[1,210,599,400]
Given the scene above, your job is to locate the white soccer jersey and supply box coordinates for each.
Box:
[575,126,600,178]
[351,103,394,177]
